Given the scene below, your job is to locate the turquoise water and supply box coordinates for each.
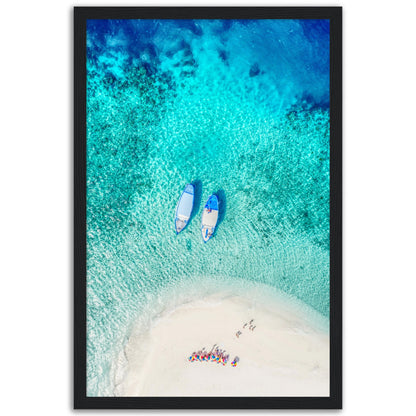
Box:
[86,19,330,396]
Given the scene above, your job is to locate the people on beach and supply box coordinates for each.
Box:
[188,321,256,366]
[238,319,255,335]
[231,356,240,367]
[188,346,230,366]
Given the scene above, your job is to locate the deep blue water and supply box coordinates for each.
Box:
[86,19,330,396]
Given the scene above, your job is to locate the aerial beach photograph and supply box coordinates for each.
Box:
[85,17,331,398]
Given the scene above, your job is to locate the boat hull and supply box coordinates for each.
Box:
[201,194,219,242]
[175,184,194,234]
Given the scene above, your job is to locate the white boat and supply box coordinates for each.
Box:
[201,194,219,242]
[175,184,194,234]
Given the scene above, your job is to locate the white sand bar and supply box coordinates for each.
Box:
[117,294,329,397]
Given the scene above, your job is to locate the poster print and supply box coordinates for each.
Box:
[74,7,342,409]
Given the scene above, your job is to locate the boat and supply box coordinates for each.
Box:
[175,184,195,234]
[201,194,219,242]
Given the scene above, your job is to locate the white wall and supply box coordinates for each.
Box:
[1,0,415,414]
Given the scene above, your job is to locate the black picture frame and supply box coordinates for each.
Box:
[74,6,342,409]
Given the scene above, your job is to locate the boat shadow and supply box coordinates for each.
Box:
[214,189,226,235]
[190,179,202,222]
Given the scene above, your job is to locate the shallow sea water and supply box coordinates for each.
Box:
[86,19,330,396]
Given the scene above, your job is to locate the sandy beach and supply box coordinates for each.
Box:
[115,293,329,397]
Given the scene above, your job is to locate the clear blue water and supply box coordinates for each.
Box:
[86,19,330,396]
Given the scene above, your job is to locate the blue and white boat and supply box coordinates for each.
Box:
[201,194,219,242]
[175,184,195,234]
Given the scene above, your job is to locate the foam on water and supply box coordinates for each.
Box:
[86,19,330,396]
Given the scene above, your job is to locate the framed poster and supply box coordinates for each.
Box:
[74,7,342,409]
